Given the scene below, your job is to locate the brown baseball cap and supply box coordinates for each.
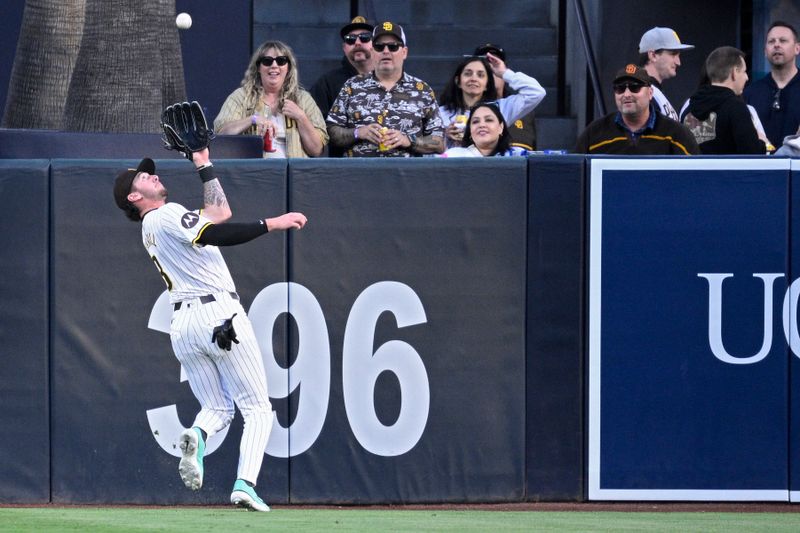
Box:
[340,15,373,39]
[114,157,154,210]
[613,64,651,86]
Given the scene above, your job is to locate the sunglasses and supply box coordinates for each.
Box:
[258,55,289,67]
[469,100,500,112]
[344,33,372,45]
[373,42,404,52]
[613,82,646,95]
[773,88,782,111]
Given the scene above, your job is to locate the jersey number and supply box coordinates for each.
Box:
[150,255,173,291]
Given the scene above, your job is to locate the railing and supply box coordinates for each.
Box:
[572,0,606,118]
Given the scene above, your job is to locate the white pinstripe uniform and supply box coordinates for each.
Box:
[142,202,273,485]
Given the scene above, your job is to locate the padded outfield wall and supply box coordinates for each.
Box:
[1,155,798,504]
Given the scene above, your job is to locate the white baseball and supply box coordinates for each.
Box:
[176,12,192,30]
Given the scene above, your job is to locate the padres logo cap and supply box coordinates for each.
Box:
[372,20,407,45]
[612,64,652,85]
[638,27,694,53]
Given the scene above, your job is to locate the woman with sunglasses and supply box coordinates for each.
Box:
[214,41,328,158]
[442,102,529,157]
[437,52,545,149]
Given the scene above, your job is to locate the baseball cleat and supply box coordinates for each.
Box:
[178,427,205,491]
[230,479,270,512]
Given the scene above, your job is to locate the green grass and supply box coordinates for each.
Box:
[2,508,800,532]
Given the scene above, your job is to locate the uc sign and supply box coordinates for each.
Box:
[698,273,800,364]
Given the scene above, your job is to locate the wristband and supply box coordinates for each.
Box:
[197,163,215,183]
[353,127,359,140]
[261,219,269,232]
[251,114,258,125]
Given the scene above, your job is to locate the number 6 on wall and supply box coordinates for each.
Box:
[343,281,430,456]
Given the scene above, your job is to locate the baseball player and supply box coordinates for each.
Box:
[113,145,306,512]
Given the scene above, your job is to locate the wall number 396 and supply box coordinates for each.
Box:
[146,281,430,459]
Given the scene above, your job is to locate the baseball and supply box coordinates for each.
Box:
[176,12,192,30]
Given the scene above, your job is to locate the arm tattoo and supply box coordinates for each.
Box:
[328,124,356,148]
[413,135,444,154]
[204,179,229,210]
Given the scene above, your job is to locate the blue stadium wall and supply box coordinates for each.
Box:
[3,150,800,504]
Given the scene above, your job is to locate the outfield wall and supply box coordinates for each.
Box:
[1,155,797,504]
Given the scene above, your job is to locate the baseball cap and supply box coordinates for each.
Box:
[373,21,406,45]
[474,43,506,61]
[340,15,373,39]
[114,157,154,210]
[613,64,652,85]
[639,27,694,53]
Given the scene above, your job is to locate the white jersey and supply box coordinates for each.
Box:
[141,202,236,303]
[651,85,679,121]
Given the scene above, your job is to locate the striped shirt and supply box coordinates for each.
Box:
[141,203,235,303]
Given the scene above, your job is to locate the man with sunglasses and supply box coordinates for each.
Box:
[310,16,375,121]
[574,64,698,155]
[744,21,800,151]
[326,21,445,157]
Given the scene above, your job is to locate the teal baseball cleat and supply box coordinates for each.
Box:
[230,479,270,512]
[178,427,205,491]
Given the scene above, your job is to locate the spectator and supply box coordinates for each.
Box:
[326,21,444,157]
[442,102,530,157]
[309,16,375,117]
[681,47,766,154]
[437,44,544,150]
[679,64,772,151]
[474,43,540,151]
[638,27,695,121]
[214,40,328,158]
[744,21,800,150]
[774,124,800,156]
[574,64,699,155]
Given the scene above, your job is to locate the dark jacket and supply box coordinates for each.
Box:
[744,71,800,148]
[309,57,359,118]
[309,57,360,157]
[682,85,765,155]
[574,103,699,155]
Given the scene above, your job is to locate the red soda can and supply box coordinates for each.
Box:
[263,128,275,152]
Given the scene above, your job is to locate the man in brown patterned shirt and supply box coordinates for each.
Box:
[326,21,444,157]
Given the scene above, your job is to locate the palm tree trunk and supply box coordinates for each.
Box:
[63,0,186,132]
[1,0,86,129]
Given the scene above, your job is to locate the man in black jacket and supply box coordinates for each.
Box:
[682,46,766,154]
[309,16,375,157]
[574,64,699,155]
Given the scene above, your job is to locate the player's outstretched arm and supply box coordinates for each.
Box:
[266,212,307,231]
[192,149,232,224]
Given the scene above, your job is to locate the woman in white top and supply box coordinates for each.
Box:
[438,53,545,149]
[214,41,328,158]
[443,102,529,157]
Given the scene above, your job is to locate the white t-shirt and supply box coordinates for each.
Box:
[651,85,679,121]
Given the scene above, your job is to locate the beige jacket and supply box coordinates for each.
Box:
[214,87,328,158]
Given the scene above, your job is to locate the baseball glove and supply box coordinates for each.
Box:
[212,313,240,351]
[161,101,215,159]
